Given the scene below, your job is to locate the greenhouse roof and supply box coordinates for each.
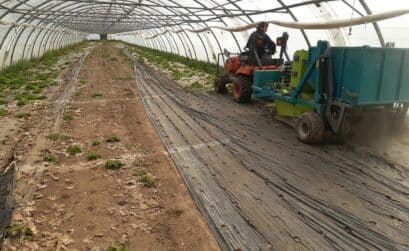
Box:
[1,0,409,67]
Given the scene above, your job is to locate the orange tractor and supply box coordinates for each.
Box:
[214,33,289,103]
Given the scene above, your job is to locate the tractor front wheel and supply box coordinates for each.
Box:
[214,75,229,94]
[296,112,325,144]
[232,76,252,103]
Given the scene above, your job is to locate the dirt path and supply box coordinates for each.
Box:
[3,44,219,250]
[130,52,409,250]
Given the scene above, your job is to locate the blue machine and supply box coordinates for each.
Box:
[252,41,409,143]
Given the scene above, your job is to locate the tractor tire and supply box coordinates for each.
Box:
[214,75,229,94]
[232,75,252,103]
[296,112,325,144]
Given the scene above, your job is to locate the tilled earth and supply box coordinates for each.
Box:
[2,42,409,251]
[130,51,409,250]
[2,44,219,250]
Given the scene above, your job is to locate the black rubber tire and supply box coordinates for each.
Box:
[232,75,252,103]
[296,112,325,144]
[214,75,229,94]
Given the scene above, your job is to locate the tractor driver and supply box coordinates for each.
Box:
[245,22,276,66]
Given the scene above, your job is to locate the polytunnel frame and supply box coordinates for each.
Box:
[0,0,390,68]
[6,1,84,65]
[36,1,199,61]
[0,1,85,67]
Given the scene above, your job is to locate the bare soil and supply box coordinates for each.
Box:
[2,43,219,250]
[131,51,409,250]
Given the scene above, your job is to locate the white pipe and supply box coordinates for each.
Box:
[0,19,85,35]
[143,9,409,39]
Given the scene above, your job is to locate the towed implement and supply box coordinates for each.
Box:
[215,40,409,143]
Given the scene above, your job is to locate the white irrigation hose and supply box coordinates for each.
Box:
[0,19,83,35]
[143,9,409,39]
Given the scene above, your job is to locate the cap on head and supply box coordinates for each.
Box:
[257,22,268,31]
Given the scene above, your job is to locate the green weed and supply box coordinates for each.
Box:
[191,81,202,90]
[92,140,101,146]
[134,169,155,188]
[139,174,155,188]
[63,114,74,121]
[91,93,103,98]
[67,145,82,155]
[133,169,147,176]
[0,42,88,107]
[14,92,46,105]
[104,160,124,170]
[107,242,128,251]
[6,224,33,240]
[0,108,6,117]
[127,43,219,76]
[106,135,121,143]
[44,154,58,163]
[47,133,70,141]
[15,112,30,118]
[133,159,151,167]
[87,152,101,161]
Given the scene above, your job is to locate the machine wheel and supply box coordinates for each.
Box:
[296,112,325,144]
[214,76,229,94]
[232,75,252,103]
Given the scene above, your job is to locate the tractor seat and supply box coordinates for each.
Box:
[260,55,283,66]
[239,51,249,64]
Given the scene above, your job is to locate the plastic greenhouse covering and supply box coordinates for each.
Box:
[1,0,409,69]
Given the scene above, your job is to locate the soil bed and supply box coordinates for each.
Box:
[2,43,219,251]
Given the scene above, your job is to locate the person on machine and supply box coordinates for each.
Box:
[245,21,276,66]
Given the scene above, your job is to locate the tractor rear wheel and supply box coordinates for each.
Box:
[232,75,252,103]
[214,75,229,94]
[296,112,325,144]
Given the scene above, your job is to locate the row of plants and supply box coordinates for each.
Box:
[0,42,89,109]
[126,43,222,92]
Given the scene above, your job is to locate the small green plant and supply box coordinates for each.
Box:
[169,208,184,217]
[0,108,6,117]
[134,169,155,188]
[67,145,82,155]
[6,223,33,240]
[139,174,156,188]
[104,160,124,170]
[47,133,69,141]
[44,154,58,163]
[106,135,121,143]
[15,112,30,118]
[91,93,103,98]
[92,140,101,146]
[63,114,74,121]
[133,169,147,177]
[191,81,202,91]
[107,242,128,251]
[87,152,101,161]
[62,114,74,121]
[17,100,27,106]
[14,92,46,105]
[133,159,151,167]
[0,98,7,105]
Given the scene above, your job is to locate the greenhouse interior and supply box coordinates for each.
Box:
[1,0,409,250]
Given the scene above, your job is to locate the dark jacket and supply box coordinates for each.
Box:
[245,30,276,58]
